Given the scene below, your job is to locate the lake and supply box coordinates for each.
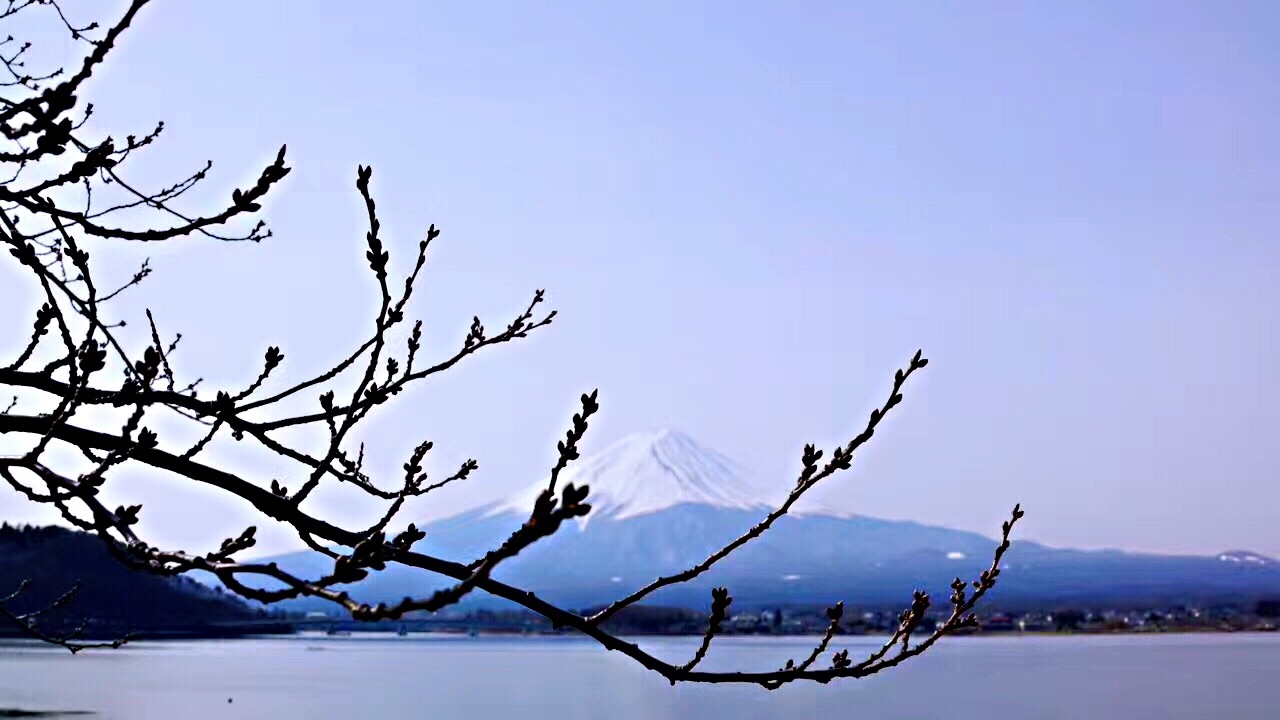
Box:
[1,633,1276,719]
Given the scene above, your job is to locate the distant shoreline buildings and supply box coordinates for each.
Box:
[288,599,1280,637]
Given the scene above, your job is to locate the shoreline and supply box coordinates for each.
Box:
[4,623,1275,647]
[170,626,1280,641]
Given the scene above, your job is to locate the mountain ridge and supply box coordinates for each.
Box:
[0,524,286,638]
[248,429,1280,613]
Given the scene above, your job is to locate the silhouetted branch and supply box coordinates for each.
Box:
[0,0,1023,689]
[0,579,134,653]
[589,351,928,627]
[676,586,732,677]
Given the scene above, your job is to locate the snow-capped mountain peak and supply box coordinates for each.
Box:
[490,429,771,521]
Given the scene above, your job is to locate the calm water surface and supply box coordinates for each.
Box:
[0,633,1276,719]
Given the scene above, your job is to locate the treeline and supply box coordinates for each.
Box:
[0,524,286,639]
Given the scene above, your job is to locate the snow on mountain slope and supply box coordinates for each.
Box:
[488,429,773,522]
[252,429,1280,613]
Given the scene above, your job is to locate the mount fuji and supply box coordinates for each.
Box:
[488,429,771,522]
[256,430,1280,613]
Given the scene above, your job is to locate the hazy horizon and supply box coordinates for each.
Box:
[1,0,1277,560]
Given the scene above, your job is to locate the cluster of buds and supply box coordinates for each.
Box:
[332,532,393,583]
[207,526,258,562]
[707,586,733,635]
[391,523,425,551]
[228,145,290,216]
[402,440,434,488]
[528,482,592,537]
[950,576,968,609]
[355,165,389,279]
[77,342,107,375]
[131,346,163,387]
[262,346,284,372]
[826,600,845,623]
[797,443,823,487]
[111,503,142,528]
[463,316,485,349]
[504,288,550,338]
[897,589,931,650]
[555,390,599,469]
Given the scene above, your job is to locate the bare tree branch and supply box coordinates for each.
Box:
[0,0,1023,690]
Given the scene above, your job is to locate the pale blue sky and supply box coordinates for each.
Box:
[2,1,1277,558]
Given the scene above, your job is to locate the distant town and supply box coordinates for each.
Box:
[292,599,1280,637]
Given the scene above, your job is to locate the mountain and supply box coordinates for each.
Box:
[0,524,285,638]
[255,430,1280,613]
[489,429,769,522]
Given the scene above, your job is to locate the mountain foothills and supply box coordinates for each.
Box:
[0,524,285,639]
[255,430,1280,614]
[2,431,1274,628]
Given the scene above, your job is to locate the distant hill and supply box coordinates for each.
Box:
[0,524,284,639]
[253,429,1280,615]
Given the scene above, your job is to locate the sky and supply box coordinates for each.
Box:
[1,0,1278,559]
